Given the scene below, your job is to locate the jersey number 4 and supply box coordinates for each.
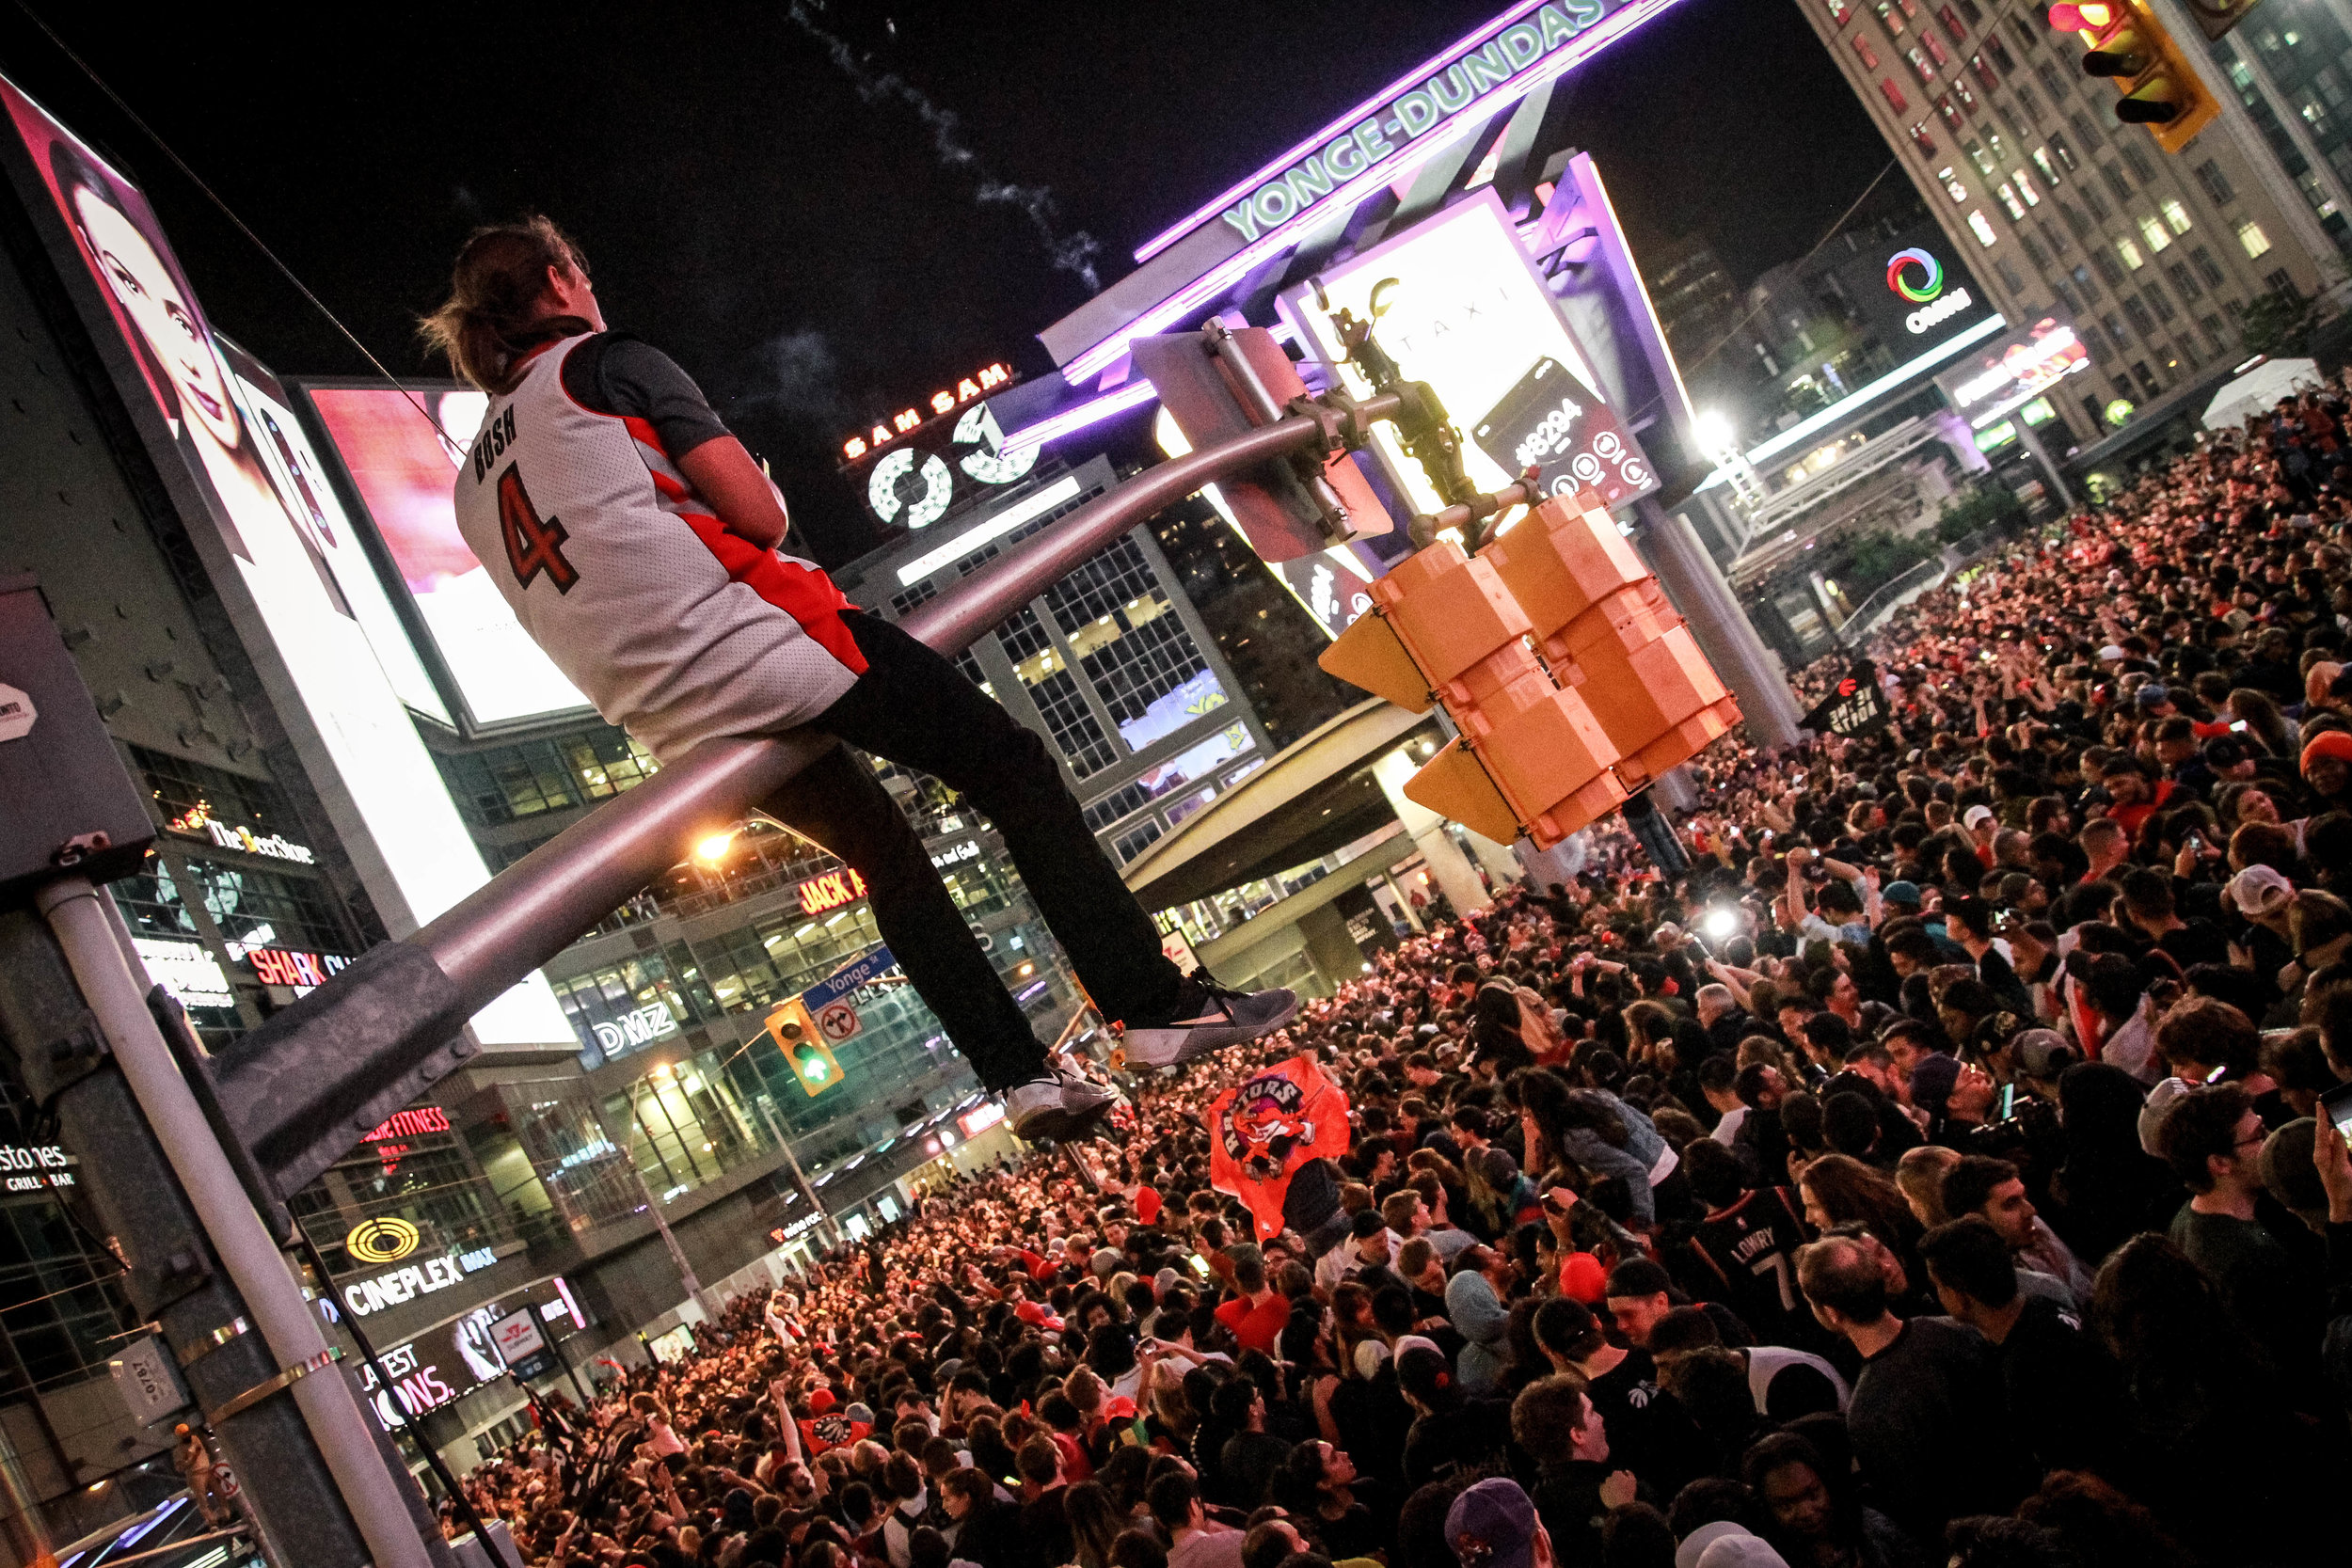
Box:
[497,465,579,594]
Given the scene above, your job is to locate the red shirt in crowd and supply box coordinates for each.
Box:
[1214,1291,1290,1355]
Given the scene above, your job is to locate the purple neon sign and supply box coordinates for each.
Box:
[1060,0,1689,388]
[1133,0,1553,265]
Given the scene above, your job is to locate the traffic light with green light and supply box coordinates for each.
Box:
[765,1000,845,1097]
[2049,1,2219,153]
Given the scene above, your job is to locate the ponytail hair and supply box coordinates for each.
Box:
[419,216,593,393]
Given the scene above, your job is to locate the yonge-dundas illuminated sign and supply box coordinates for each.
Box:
[1215,1,1627,244]
[1064,0,1683,388]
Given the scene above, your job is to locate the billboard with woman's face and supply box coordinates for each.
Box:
[0,71,570,1051]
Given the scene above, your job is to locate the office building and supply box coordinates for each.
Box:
[1796,0,2337,454]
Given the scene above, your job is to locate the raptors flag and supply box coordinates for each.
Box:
[1208,1053,1352,1241]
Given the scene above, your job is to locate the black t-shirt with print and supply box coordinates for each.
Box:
[558,333,732,461]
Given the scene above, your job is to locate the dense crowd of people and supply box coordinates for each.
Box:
[454,380,2352,1568]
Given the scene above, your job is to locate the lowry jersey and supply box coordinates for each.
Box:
[1678,1184,1815,1343]
[452,334,866,758]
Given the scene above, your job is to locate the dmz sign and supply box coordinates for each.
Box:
[1217,1,1631,244]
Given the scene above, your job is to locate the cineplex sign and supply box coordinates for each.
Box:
[341,1246,498,1317]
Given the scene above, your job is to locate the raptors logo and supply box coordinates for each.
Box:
[1208,1053,1352,1241]
[798,1413,870,1456]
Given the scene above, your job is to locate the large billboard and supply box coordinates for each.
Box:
[1280,188,1656,516]
[1823,223,1998,363]
[0,72,570,1050]
[302,385,591,727]
[1934,315,2092,433]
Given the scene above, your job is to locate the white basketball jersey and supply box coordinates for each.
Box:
[451,335,865,757]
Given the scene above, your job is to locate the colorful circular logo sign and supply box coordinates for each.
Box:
[347,1216,421,1265]
[1885,247,1945,304]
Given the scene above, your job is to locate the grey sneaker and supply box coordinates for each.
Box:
[1004,1066,1118,1143]
[1118,974,1299,1069]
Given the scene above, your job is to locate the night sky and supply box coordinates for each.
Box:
[0,0,1894,567]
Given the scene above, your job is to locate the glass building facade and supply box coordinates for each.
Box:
[834,456,1277,874]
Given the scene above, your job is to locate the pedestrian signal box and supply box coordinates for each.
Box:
[1319,489,1739,848]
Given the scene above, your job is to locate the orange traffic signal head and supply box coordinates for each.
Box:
[2117,77,2188,122]
[2081,26,2152,77]
[2048,2,2118,29]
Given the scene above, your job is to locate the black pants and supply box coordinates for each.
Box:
[757,610,1184,1090]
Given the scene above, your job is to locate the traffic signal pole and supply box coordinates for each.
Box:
[626,1075,715,1323]
[25,881,442,1568]
[1631,496,1805,749]
[194,391,1411,1218]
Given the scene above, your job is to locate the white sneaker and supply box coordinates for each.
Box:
[1004,1066,1118,1143]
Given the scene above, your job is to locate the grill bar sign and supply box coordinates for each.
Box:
[0,1142,73,1194]
[1801,662,1893,738]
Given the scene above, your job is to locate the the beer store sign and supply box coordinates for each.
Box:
[164,802,317,864]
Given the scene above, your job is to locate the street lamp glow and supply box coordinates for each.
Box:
[1692,410,1738,459]
[693,832,736,864]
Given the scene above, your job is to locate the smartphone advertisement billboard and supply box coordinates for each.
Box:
[1280,189,1657,517]
[0,71,570,1050]
[303,385,592,726]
